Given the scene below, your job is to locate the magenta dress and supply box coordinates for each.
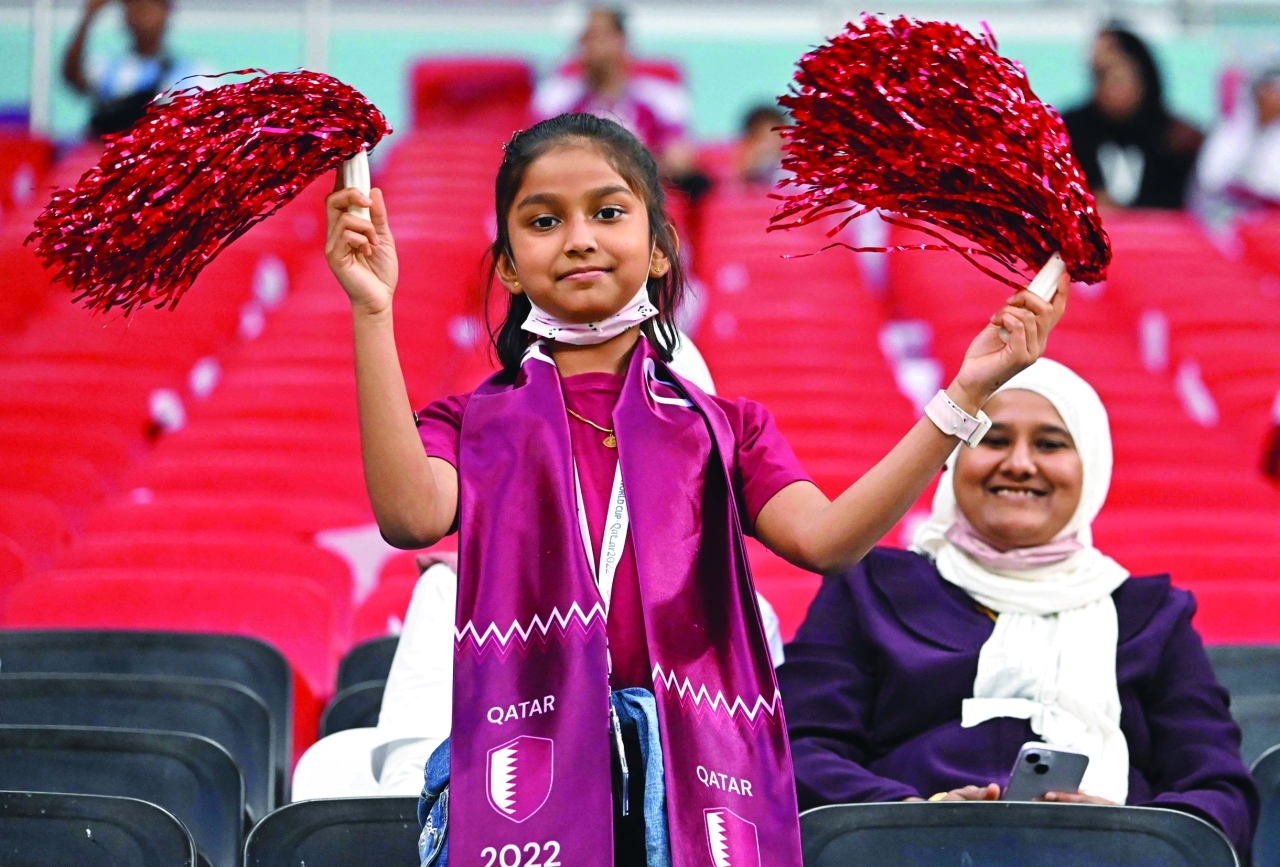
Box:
[417,370,810,689]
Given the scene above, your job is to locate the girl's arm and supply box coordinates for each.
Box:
[754,279,1068,574]
[325,181,458,549]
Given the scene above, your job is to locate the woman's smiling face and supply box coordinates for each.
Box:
[496,142,667,325]
[953,389,1084,550]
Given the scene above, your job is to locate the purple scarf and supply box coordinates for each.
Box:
[451,338,802,867]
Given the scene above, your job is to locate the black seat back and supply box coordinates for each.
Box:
[337,636,399,692]
[1207,646,1280,698]
[0,725,244,867]
[1252,745,1280,867]
[0,629,291,802]
[0,789,196,867]
[0,673,273,820]
[244,797,419,866]
[801,802,1238,867]
[319,681,385,738]
[1229,695,1280,767]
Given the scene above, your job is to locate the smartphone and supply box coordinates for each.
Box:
[1002,742,1089,802]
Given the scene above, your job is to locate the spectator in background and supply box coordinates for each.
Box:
[1196,63,1280,206]
[778,359,1257,856]
[62,0,200,138]
[737,104,787,185]
[1063,27,1203,209]
[533,6,710,200]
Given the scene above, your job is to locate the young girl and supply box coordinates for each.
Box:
[324,113,1067,867]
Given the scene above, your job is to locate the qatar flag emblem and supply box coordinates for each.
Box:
[704,808,761,867]
[487,735,555,822]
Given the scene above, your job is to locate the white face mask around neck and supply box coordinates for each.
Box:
[521,283,658,346]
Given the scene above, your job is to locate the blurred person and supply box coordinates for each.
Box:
[1063,27,1203,209]
[737,104,787,185]
[1196,63,1280,206]
[62,0,202,138]
[778,359,1257,856]
[533,6,710,200]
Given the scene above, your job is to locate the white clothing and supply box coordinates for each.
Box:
[292,562,456,799]
[1197,111,1280,202]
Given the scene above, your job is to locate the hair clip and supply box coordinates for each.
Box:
[502,128,527,152]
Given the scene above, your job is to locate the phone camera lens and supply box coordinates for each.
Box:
[1034,763,1050,775]
[1025,753,1041,764]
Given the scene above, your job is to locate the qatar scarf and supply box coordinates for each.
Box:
[450,337,802,867]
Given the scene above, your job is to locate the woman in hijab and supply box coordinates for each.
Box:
[1062,27,1203,209]
[777,359,1257,855]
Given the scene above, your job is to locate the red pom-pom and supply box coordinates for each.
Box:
[773,16,1110,288]
[28,69,390,314]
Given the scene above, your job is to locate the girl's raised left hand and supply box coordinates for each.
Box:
[948,272,1070,413]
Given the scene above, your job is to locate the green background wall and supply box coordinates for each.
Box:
[1,7,1277,144]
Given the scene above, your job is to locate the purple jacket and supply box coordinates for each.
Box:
[777,547,1258,855]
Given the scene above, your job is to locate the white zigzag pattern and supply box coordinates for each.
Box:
[490,745,517,814]
[651,664,781,722]
[456,602,606,650]
[706,811,732,867]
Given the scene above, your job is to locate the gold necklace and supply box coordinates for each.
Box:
[567,408,617,448]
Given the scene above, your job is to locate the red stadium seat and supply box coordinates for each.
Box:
[0,453,106,509]
[0,490,71,568]
[0,534,28,600]
[409,58,532,133]
[85,493,370,539]
[353,576,417,643]
[125,454,367,502]
[0,419,136,472]
[56,533,355,633]
[1,569,341,697]
[0,132,53,213]
[0,226,56,334]
[1183,580,1280,645]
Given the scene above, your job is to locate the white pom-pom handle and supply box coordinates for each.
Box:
[1026,252,1066,302]
[999,252,1065,342]
[342,148,371,221]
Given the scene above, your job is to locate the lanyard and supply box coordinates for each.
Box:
[574,459,634,817]
[573,460,629,615]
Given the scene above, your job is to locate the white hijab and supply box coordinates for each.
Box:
[911,359,1131,803]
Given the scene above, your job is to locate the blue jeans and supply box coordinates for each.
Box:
[418,688,670,867]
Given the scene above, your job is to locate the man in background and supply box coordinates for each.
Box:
[62,0,199,138]
[534,6,709,201]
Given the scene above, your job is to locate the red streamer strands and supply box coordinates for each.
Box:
[28,69,390,314]
[773,16,1110,288]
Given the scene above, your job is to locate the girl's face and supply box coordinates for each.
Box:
[953,389,1084,550]
[497,143,669,325]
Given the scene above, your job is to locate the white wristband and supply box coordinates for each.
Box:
[925,390,992,448]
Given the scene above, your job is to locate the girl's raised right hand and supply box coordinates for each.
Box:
[325,171,399,317]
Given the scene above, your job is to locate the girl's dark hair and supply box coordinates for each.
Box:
[1099,26,1169,123]
[486,113,687,374]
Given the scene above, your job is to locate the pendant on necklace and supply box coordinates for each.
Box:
[604,433,617,449]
